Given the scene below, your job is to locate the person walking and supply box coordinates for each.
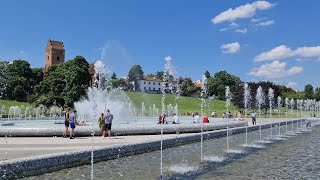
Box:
[103,109,113,139]
[63,108,70,138]
[98,113,105,137]
[251,111,257,125]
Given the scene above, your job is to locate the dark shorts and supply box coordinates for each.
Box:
[105,123,112,130]
[70,122,76,129]
[65,120,70,128]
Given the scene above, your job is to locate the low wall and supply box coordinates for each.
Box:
[0,121,247,137]
[0,119,311,179]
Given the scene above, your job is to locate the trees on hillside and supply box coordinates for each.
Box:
[180,78,197,96]
[128,65,144,91]
[35,56,91,107]
[304,84,314,99]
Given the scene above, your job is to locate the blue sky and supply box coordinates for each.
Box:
[0,0,319,90]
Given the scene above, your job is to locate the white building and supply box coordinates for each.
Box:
[138,76,163,94]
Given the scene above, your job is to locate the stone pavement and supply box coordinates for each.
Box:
[0,118,304,161]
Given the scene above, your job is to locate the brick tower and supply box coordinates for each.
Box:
[45,40,65,71]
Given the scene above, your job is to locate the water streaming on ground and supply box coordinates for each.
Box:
[23,122,318,179]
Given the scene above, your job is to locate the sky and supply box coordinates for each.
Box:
[0,0,320,90]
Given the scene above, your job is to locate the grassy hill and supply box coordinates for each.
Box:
[0,100,34,116]
[125,92,236,116]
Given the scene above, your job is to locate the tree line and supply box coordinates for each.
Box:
[0,59,319,109]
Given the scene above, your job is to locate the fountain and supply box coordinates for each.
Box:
[290,98,295,116]
[243,83,250,118]
[160,56,178,178]
[285,98,289,118]
[277,96,281,118]
[225,86,232,151]
[268,87,274,118]
[200,74,207,162]
[256,86,264,118]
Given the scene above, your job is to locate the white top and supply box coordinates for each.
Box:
[194,115,200,123]
[173,115,180,124]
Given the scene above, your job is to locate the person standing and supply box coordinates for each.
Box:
[193,112,200,123]
[63,108,70,138]
[251,111,257,125]
[172,113,180,124]
[98,113,105,137]
[103,109,113,139]
[69,110,78,139]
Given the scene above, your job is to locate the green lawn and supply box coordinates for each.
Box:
[0,100,34,116]
[125,92,237,116]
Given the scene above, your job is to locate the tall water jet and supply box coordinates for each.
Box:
[160,56,178,178]
[225,86,232,151]
[256,86,264,118]
[200,74,207,162]
[277,96,282,118]
[225,86,232,113]
[243,83,250,118]
[268,87,274,118]
[285,98,289,118]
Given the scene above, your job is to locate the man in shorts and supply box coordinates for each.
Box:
[103,109,113,139]
[63,108,70,138]
[69,110,77,139]
[251,111,257,125]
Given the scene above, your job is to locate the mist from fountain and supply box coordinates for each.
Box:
[200,74,207,162]
[256,86,264,118]
[268,88,274,118]
[277,96,281,118]
[243,83,250,118]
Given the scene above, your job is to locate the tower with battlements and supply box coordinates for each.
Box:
[45,40,65,71]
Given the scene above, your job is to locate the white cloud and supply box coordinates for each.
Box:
[212,1,273,24]
[294,46,320,58]
[235,28,247,34]
[251,17,267,22]
[220,42,241,54]
[287,82,298,90]
[219,22,239,32]
[257,20,274,26]
[254,45,320,62]
[254,45,293,62]
[249,61,303,79]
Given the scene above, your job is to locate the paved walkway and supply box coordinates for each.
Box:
[0,118,305,161]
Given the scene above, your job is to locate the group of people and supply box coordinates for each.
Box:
[63,109,87,139]
[158,113,180,124]
[63,108,113,139]
[97,109,113,139]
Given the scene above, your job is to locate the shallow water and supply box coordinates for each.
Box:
[23,122,315,180]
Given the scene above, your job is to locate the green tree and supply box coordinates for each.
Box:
[207,70,241,100]
[155,71,164,80]
[111,72,117,80]
[0,61,9,99]
[204,70,211,78]
[315,87,320,101]
[63,56,91,107]
[128,65,144,91]
[304,84,314,99]
[180,78,197,96]
[5,60,33,101]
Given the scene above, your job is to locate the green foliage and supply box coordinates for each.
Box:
[35,56,91,108]
[0,99,34,116]
[111,72,117,80]
[304,84,314,99]
[207,70,241,100]
[204,70,210,78]
[4,60,33,101]
[110,78,128,90]
[180,78,197,96]
[128,65,144,90]
[0,61,9,99]
[315,87,320,101]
